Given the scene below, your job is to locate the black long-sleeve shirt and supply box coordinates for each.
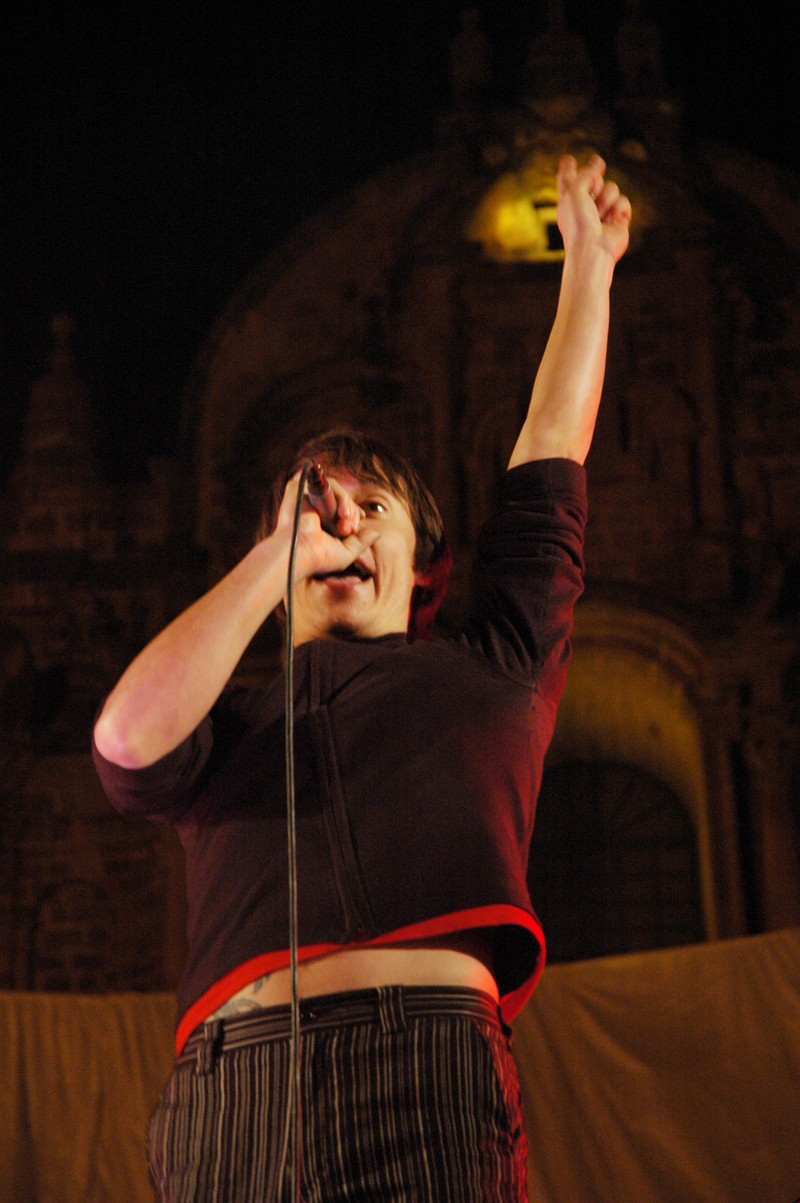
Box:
[94,458,587,1052]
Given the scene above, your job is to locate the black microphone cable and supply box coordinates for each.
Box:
[276,458,313,1203]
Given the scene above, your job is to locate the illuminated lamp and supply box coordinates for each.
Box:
[467,160,564,262]
[467,150,647,262]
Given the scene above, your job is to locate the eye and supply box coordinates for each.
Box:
[363,499,388,514]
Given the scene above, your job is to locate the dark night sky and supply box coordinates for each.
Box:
[2,1,798,479]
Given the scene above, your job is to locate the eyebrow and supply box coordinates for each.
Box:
[351,480,397,500]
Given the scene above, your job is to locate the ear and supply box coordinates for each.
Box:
[408,574,437,642]
[408,541,451,641]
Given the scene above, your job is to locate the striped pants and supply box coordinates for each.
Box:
[147,985,529,1202]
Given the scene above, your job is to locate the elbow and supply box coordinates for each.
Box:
[93,701,146,769]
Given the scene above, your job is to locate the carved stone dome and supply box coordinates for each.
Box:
[179,23,800,938]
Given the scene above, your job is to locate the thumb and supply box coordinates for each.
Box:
[557,154,578,197]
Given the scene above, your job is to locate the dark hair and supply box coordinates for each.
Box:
[260,429,451,640]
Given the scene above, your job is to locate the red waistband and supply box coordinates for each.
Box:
[174,904,545,1055]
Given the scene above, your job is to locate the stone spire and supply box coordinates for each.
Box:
[521,0,595,127]
[21,315,94,469]
[4,314,99,551]
[613,0,680,157]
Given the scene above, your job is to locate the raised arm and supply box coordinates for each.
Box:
[93,473,373,769]
[508,154,631,468]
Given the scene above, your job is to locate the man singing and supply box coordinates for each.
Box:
[94,155,631,1201]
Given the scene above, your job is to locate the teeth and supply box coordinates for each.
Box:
[315,564,371,581]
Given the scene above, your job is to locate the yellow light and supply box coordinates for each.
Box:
[467,149,649,261]
[467,168,563,262]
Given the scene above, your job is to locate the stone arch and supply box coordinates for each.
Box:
[544,601,747,941]
[27,878,112,991]
[530,759,704,961]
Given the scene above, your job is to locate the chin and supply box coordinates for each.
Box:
[327,622,364,640]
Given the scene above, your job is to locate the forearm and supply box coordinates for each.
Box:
[94,533,292,768]
[509,247,613,467]
[509,154,630,469]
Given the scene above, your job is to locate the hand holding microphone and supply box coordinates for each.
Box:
[305,461,361,537]
[306,462,339,533]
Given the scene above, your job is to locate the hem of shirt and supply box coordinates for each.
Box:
[174,904,545,1055]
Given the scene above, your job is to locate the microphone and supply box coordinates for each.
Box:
[305,461,339,533]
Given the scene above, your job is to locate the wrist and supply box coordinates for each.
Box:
[259,520,320,587]
[237,530,294,611]
[562,240,616,292]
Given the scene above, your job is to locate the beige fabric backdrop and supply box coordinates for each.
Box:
[514,928,800,1203]
[1,929,798,1202]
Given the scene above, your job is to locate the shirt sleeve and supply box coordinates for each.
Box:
[91,684,256,822]
[92,720,214,822]
[459,457,587,688]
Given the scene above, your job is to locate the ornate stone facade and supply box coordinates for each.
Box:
[0,318,194,990]
[2,14,798,991]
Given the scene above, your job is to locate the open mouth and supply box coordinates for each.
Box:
[313,561,372,582]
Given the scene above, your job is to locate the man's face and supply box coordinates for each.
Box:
[291,469,425,645]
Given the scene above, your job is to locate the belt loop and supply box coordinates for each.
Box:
[195,1018,224,1075]
[497,1004,514,1043]
[377,985,408,1034]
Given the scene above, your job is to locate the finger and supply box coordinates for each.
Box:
[343,527,378,555]
[557,154,578,196]
[605,195,632,225]
[596,180,620,219]
[322,527,378,573]
[275,470,304,524]
[581,154,607,200]
[337,494,363,538]
[320,483,362,538]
